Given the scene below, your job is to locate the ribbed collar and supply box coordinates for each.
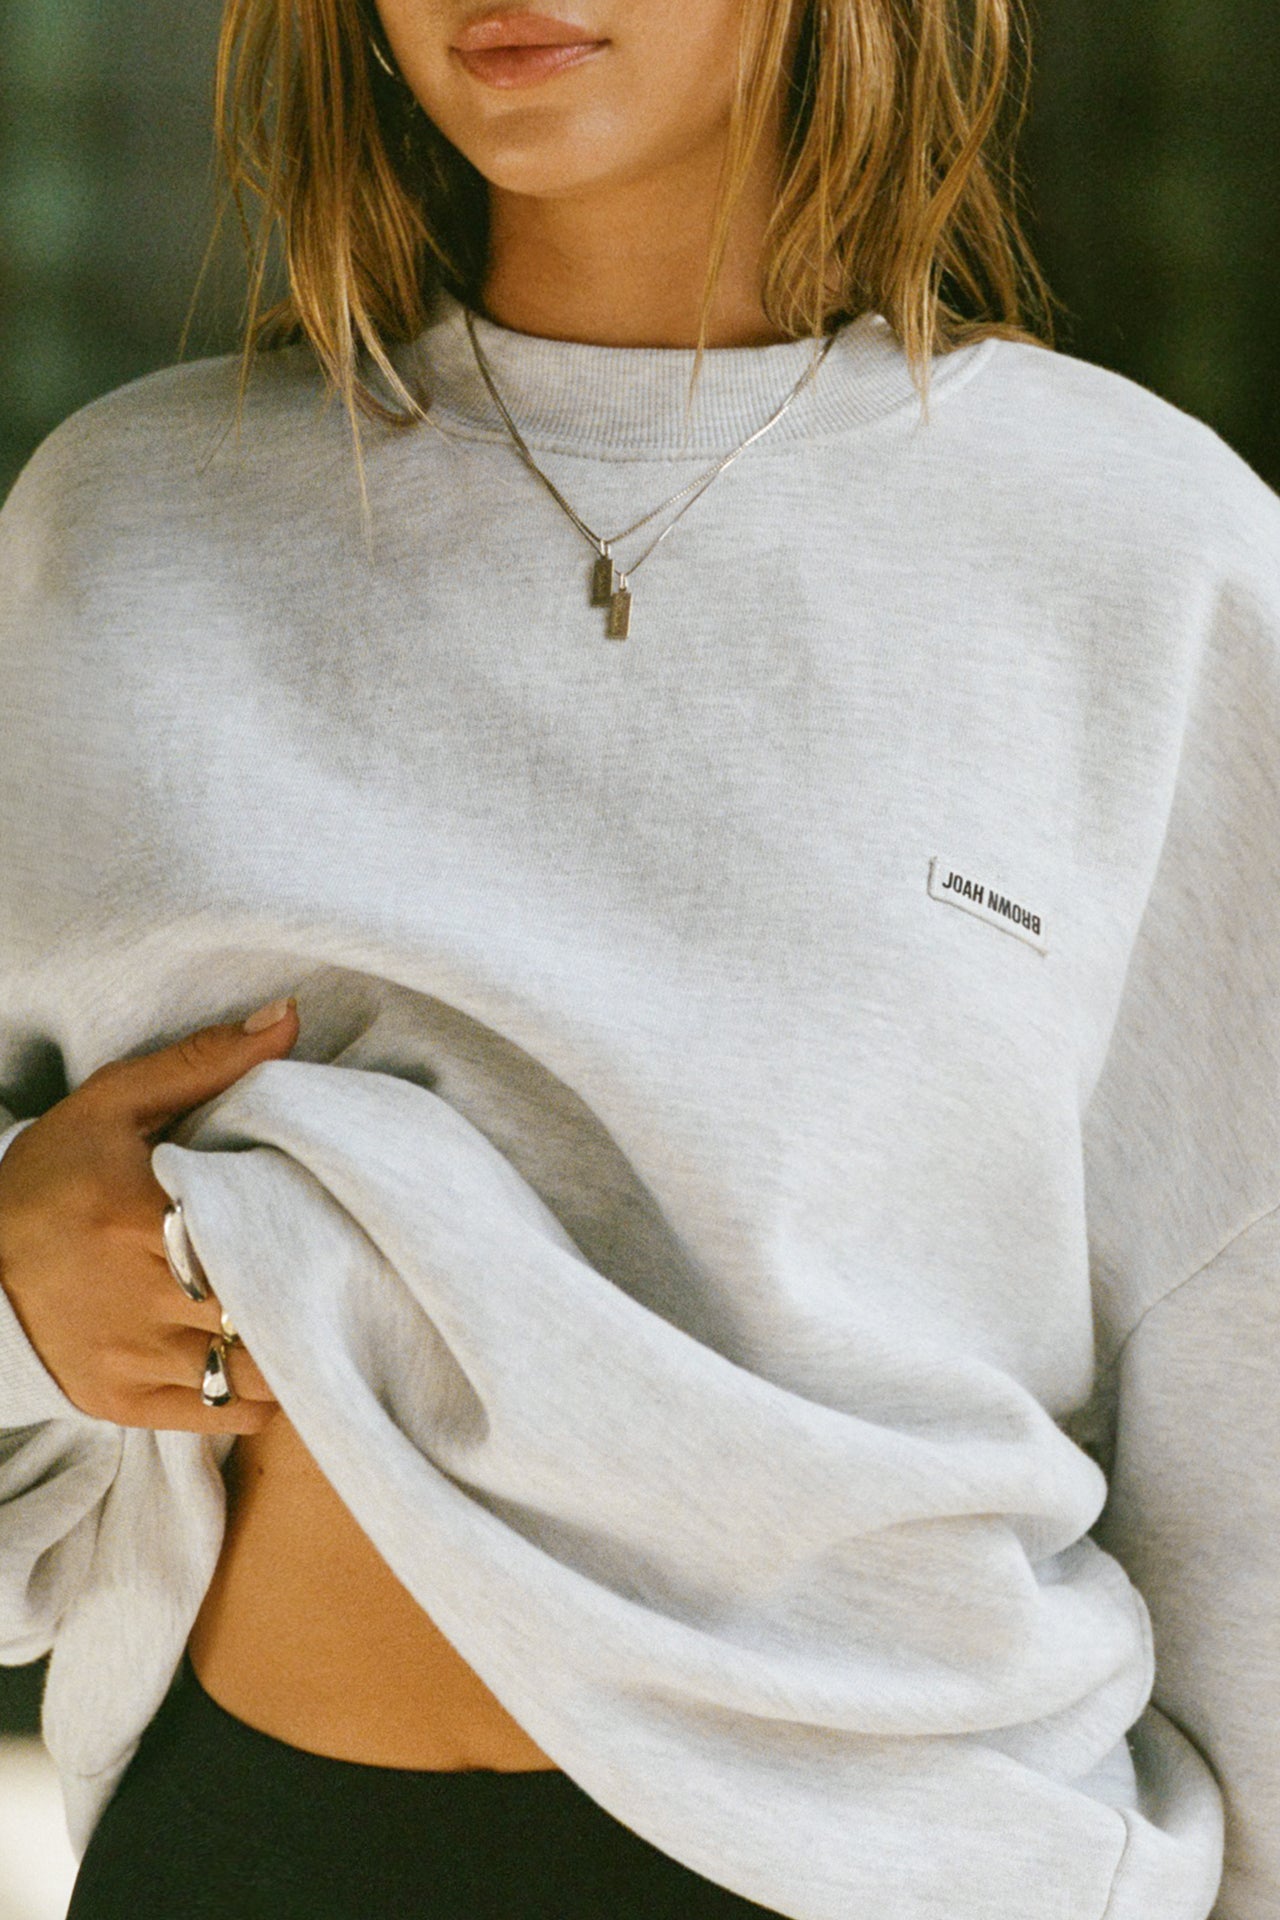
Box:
[387,284,991,459]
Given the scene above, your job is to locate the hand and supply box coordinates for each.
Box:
[0,1000,300,1433]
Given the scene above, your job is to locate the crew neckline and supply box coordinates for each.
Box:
[384,284,995,460]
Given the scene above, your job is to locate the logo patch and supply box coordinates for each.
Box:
[927,856,1048,954]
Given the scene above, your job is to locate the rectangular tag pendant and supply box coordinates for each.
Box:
[591,555,616,606]
[606,588,632,639]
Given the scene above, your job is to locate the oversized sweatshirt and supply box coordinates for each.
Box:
[0,284,1278,1920]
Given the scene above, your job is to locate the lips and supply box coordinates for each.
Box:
[452,11,604,51]
[454,42,604,85]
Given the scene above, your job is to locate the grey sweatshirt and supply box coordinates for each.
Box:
[0,286,1277,1920]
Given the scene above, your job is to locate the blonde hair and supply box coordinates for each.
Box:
[190,0,1057,535]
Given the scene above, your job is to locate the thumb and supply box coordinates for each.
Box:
[90,996,300,1134]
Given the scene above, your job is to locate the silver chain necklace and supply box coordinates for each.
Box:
[463,306,837,639]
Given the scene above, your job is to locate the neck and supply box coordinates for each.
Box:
[479,119,790,350]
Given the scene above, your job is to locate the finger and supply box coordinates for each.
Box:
[217,1341,274,1405]
[146,1258,240,1344]
[167,1329,279,1406]
[78,1001,298,1136]
[128,1387,281,1436]
[143,1195,234,1339]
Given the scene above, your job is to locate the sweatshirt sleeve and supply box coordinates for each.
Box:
[1079,451,1280,1359]
[1089,1205,1280,1920]
[1075,443,1280,1920]
[0,428,138,1667]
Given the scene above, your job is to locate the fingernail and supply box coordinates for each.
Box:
[243,995,297,1034]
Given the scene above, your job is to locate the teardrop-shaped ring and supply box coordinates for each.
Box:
[200,1337,235,1407]
[219,1309,242,1348]
[162,1200,210,1303]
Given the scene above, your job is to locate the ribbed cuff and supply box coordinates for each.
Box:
[0,1117,95,1425]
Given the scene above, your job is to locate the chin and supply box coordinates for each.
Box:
[460,138,634,201]
[429,87,643,199]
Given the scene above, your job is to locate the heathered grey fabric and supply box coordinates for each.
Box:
[0,286,1277,1919]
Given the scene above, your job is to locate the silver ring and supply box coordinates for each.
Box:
[200,1337,235,1407]
[219,1308,241,1347]
[162,1200,210,1303]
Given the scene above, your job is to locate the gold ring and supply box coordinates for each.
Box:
[219,1308,242,1348]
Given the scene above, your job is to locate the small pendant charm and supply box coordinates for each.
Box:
[606,587,632,639]
[591,553,617,605]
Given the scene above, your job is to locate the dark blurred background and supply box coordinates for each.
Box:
[1,0,1278,504]
[0,0,1277,1731]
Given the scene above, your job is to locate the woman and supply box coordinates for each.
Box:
[0,0,1276,1914]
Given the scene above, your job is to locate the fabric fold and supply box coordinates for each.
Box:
[80,1055,1216,1920]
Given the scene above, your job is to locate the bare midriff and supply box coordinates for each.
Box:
[186,1408,560,1772]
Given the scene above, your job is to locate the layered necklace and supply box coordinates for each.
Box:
[464,306,837,639]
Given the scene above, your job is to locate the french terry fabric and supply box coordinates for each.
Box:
[0,284,1277,1920]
